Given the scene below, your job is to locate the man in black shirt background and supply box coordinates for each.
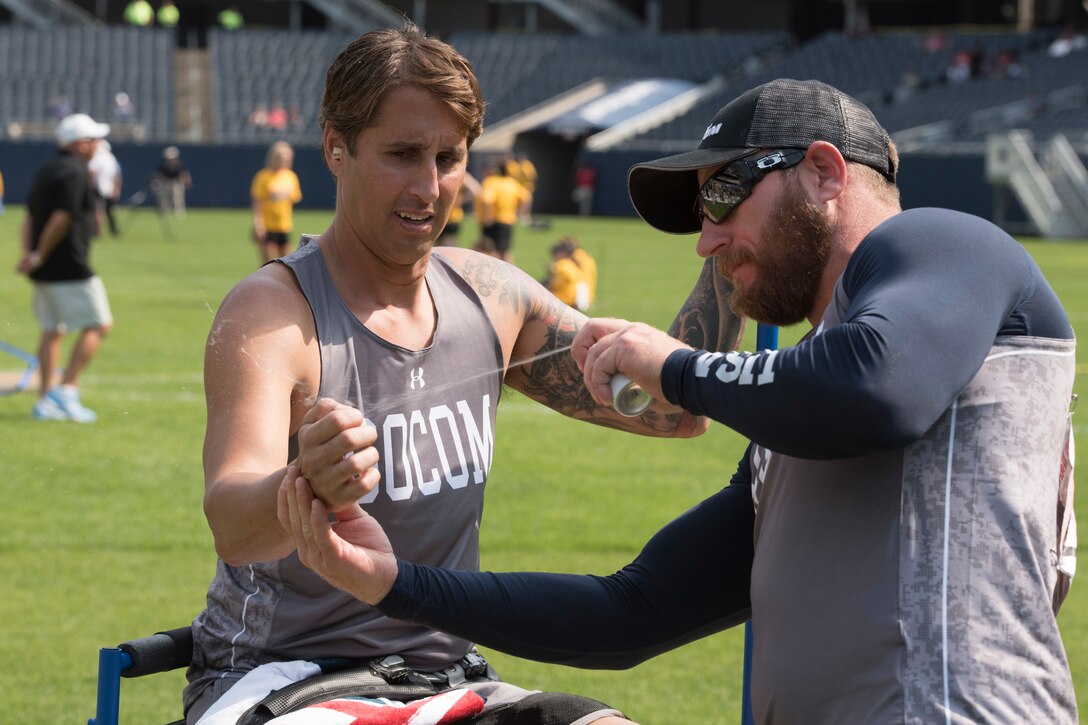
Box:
[17,113,114,423]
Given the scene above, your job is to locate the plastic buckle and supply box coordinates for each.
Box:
[371,655,412,684]
[460,652,489,679]
[441,663,467,687]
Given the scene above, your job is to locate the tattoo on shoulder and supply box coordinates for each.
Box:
[460,254,532,314]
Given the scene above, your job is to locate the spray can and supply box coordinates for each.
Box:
[610,373,652,417]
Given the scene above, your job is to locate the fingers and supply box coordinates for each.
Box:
[323,464,381,515]
[297,398,380,509]
[571,317,625,371]
[573,318,629,406]
[300,396,343,425]
[280,466,313,541]
[281,469,329,568]
[580,322,684,407]
[276,462,299,533]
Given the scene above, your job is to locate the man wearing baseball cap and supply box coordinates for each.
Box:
[17,113,113,422]
[273,79,1077,721]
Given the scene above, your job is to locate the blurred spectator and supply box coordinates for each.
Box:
[1048,26,1087,57]
[217,4,244,30]
[572,161,597,216]
[473,164,494,239]
[990,49,1024,79]
[893,67,921,103]
[438,185,467,247]
[267,104,288,131]
[504,152,537,194]
[544,237,596,312]
[157,0,180,28]
[113,92,136,123]
[923,31,948,52]
[437,173,479,247]
[89,140,122,238]
[478,164,531,263]
[19,113,113,423]
[945,50,974,82]
[288,104,305,129]
[250,141,302,263]
[248,104,269,128]
[506,151,537,222]
[152,146,192,221]
[48,96,72,120]
[123,0,153,26]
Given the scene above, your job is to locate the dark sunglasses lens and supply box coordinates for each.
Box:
[700,178,748,223]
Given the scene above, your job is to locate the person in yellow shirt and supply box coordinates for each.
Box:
[478,164,531,262]
[437,172,479,246]
[504,152,538,223]
[251,141,302,263]
[544,236,596,311]
[572,241,597,301]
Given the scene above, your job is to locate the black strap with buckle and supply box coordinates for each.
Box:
[235,651,499,725]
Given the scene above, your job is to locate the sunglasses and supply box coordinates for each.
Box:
[694,149,807,224]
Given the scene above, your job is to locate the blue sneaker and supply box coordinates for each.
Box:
[32,395,68,421]
[47,386,97,423]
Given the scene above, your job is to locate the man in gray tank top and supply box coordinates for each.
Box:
[184,23,743,725]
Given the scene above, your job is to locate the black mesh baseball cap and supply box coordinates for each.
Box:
[628,78,897,234]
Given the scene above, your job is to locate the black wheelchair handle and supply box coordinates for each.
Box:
[118,626,194,678]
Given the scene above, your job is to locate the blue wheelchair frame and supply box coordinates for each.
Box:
[88,627,192,725]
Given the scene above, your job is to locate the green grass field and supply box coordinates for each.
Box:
[0,204,1085,724]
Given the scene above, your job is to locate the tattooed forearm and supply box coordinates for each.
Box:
[667,257,746,353]
[515,298,687,434]
[515,306,590,415]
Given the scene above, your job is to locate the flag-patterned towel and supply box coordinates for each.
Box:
[267,688,486,724]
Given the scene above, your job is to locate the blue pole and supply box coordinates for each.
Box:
[742,323,778,725]
[88,647,132,725]
[755,324,778,351]
[741,622,755,725]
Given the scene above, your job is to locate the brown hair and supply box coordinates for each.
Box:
[265,140,294,169]
[320,23,485,153]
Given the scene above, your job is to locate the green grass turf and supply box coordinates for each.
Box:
[0,204,1084,723]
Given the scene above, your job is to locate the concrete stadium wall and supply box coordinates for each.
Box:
[1,140,1029,229]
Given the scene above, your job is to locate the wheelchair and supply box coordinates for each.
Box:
[87,626,500,725]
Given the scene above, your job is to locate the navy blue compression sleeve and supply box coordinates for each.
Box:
[661,209,1073,459]
[377,455,755,669]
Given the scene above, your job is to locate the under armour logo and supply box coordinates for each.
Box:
[410,367,425,390]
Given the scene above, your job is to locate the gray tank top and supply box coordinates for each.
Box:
[190,240,504,684]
